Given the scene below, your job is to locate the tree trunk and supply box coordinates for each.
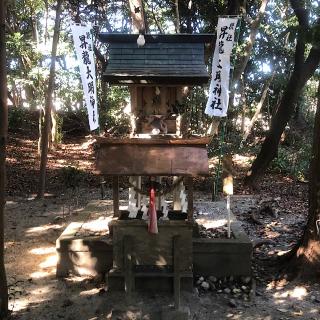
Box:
[38,107,44,155]
[245,5,320,185]
[174,0,180,33]
[242,71,275,142]
[44,0,49,44]
[38,0,63,198]
[288,80,320,278]
[0,0,8,316]
[128,0,145,33]
[51,104,58,149]
[232,0,269,86]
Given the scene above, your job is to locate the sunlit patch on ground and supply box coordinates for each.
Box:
[9,297,30,313]
[267,278,289,290]
[5,241,16,249]
[233,154,255,168]
[30,246,56,255]
[79,288,100,296]
[39,254,58,269]
[25,246,58,280]
[272,286,308,300]
[26,224,64,235]
[9,285,55,313]
[29,270,55,279]
[5,200,19,207]
[64,275,95,283]
[195,218,228,229]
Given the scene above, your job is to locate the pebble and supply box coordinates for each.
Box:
[208,276,217,282]
[201,281,210,290]
[224,288,231,294]
[241,286,247,291]
[196,276,204,285]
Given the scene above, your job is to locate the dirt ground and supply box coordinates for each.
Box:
[4,134,320,320]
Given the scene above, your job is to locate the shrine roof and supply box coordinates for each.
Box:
[98,33,215,85]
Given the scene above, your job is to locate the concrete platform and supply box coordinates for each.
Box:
[193,201,252,277]
[193,222,252,277]
[56,199,252,279]
[56,200,114,277]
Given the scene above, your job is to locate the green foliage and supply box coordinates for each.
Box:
[55,113,64,143]
[8,107,28,128]
[100,86,131,134]
[270,143,312,181]
[8,107,37,132]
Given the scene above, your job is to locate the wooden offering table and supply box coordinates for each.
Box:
[95,136,210,221]
[95,136,210,176]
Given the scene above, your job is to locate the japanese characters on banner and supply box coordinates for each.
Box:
[71,25,99,131]
[205,17,238,117]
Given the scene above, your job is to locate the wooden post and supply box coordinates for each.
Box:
[173,177,182,211]
[226,195,231,238]
[222,154,234,196]
[100,176,106,199]
[156,176,162,210]
[137,176,141,208]
[113,176,119,217]
[222,154,233,238]
[187,177,194,222]
[173,235,181,310]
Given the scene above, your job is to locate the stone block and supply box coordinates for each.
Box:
[193,220,252,277]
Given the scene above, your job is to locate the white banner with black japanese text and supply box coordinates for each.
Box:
[71,25,99,131]
[205,17,238,117]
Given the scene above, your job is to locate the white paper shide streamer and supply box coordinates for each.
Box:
[71,25,99,131]
[205,18,238,117]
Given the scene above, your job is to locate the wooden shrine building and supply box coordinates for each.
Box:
[95,33,214,306]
